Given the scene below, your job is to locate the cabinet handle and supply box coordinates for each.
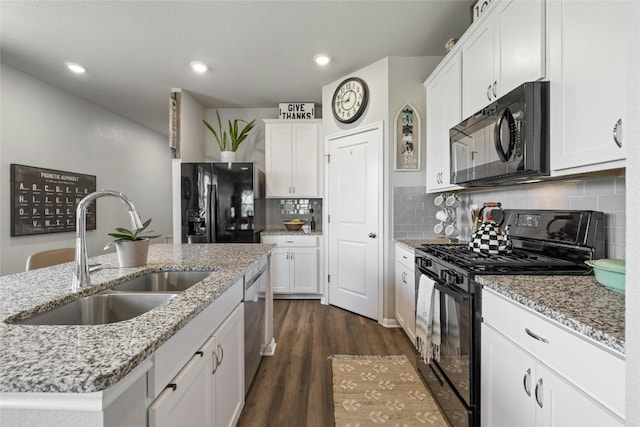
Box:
[613,119,623,148]
[166,383,177,391]
[534,378,543,408]
[195,350,204,357]
[525,328,549,343]
[523,368,531,397]
[217,343,224,367]
[286,251,289,260]
[292,186,295,194]
[212,350,219,374]
[487,84,492,101]
[285,240,294,243]
[492,81,497,98]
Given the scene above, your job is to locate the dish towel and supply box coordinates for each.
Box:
[415,274,441,363]
[442,296,461,359]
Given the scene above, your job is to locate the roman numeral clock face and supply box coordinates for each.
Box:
[332,77,369,124]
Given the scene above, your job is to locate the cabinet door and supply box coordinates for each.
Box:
[291,247,318,293]
[549,0,628,173]
[535,364,623,427]
[149,353,210,427]
[265,124,293,197]
[495,0,545,98]
[394,261,407,331]
[425,52,463,193]
[269,248,291,293]
[211,304,245,427]
[292,124,319,197]
[462,17,495,118]
[395,261,415,344]
[481,323,536,427]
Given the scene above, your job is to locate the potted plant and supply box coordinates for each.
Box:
[203,111,256,162]
[104,218,160,267]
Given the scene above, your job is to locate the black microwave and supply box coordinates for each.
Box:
[449,81,549,186]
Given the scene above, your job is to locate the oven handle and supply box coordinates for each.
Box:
[434,282,468,301]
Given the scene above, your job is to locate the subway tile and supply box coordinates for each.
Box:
[598,195,625,211]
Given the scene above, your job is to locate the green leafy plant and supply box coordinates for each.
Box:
[104,218,160,249]
[203,111,256,152]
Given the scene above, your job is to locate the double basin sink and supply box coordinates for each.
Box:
[14,271,213,326]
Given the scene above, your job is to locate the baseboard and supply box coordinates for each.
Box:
[261,338,277,356]
[380,317,401,328]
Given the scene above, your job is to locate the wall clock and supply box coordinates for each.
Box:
[332,77,369,124]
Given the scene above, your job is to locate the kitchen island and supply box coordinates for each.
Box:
[0,243,273,426]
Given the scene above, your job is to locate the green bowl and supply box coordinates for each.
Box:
[585,259,625,293]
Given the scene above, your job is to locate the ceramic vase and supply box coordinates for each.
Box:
[115,239,150,267]
[220,151,237,162]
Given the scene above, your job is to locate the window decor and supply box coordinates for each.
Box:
[394,104,421,171]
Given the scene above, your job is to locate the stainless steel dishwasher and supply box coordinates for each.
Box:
[243,256,268,395]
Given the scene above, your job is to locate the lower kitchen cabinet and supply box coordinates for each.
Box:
[149,352,210,427]
[207,303,244,427]
[481,289,624,427]
[261,235,319,296]
[394,243,415,344]
[150,303,244,427]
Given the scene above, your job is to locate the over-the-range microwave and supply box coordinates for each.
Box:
[449,81,549,186]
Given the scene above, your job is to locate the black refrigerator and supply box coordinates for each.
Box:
[180,162,265,243]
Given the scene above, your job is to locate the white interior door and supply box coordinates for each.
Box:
[328,125,381,320]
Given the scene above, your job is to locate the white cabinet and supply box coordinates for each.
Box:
[204,303,244,427]
[462,0,545,119]
[481,289,625,427]
[149,352,210,427]
[424,50,463,193]
[149,278,246,427]
[548,0,629,175]
[394,244,415,344]
[261,235,319,295]
[264,119,322,197]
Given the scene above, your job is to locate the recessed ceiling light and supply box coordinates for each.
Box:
[65,62,86,73]
[190,61,209,73]
[314,54,331,66]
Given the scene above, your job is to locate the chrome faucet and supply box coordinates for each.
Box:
[73,190,144,290]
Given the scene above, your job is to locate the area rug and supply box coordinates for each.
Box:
[331,355,448,426]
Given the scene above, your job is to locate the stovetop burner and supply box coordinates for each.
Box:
[419,243,591,274]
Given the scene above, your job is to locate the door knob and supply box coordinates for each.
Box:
[368,232,377,239]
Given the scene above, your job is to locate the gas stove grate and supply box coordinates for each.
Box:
[419,243,590,274]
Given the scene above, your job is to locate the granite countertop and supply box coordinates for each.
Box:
[476,275,625,354]
[395,239,625,355]
[262,229,323,236]
[395,238,458,252]
[0,243,273,393]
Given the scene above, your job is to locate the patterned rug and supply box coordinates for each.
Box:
[331,355,448,426]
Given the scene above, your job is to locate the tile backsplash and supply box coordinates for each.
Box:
[393,172,626,259]
[266,198,322,230]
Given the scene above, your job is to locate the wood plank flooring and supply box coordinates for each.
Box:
[237,300,417,427]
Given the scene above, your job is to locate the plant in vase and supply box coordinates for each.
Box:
[203,111,256,162]
[104,218,160,267]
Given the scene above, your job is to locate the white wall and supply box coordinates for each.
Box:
[175,89,206,162]
[321,57,439,323]
[0,64,172,275]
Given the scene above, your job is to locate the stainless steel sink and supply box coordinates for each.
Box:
[14,293,177,325]
[111,271,213,292]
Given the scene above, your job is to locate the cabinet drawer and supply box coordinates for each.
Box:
[261,235,317,247]
[482,289,625,419]
[395,244,415,269]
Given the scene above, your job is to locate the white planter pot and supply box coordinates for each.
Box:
[115,239,150,267]
[220,151,237,162]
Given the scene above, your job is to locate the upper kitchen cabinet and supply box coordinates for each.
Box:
[264,119,322,198]
[424,50,463,193]
[548,0,628,175]
[461,0,545,119]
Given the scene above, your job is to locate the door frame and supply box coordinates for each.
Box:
[322,121,385,322]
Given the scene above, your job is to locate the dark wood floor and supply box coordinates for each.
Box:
[237,299,417,427]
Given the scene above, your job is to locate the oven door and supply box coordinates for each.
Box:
[432,282,473,408]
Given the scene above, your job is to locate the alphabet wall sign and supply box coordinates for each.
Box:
[10,164,97,236]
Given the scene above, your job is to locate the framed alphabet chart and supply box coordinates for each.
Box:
[10,164,97,236]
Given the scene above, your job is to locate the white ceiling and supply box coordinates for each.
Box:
[1,1,471,136]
